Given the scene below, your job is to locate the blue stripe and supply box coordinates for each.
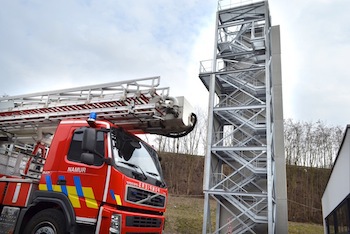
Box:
[74,176,84,197]
[110,189,116,200]
[58,175,68,196]
[45,175,53,191]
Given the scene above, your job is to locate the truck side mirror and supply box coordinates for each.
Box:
[81,152,95,165]
[81,128,96,152]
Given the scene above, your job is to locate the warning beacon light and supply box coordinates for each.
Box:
[87,112,97,127]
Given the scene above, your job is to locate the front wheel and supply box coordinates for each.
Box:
[23,208,66,234]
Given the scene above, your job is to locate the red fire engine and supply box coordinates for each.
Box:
[0,77,196,234]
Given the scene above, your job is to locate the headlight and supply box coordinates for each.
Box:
[109,214,122,234]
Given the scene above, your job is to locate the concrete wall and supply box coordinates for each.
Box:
[271,25,289,234]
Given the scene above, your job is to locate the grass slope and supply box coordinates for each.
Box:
[164,196,323,234]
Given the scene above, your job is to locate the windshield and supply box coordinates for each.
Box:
[111,128,165,187]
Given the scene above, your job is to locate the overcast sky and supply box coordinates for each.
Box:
[1,0,350,127]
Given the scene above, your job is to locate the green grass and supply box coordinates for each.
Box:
[165,195,207,233]
[164,195,324,234]
[288,222,324,234]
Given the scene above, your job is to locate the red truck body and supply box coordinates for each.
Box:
[0,77,196,234]
[0,119,168,233]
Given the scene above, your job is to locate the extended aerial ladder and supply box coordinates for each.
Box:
[0,76,196,176]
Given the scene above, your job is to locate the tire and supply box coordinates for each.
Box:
[23,208,66,234]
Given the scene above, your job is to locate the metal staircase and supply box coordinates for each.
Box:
[201,1,277,233]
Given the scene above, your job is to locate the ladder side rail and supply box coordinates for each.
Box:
[0,103,160,124]
[0,76,161,102]
[0,85,169,114]
[0,77,167,113]
[23,142,47,179]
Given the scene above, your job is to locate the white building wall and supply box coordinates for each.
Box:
[322,126,350,232]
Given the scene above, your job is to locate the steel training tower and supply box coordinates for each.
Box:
[200,0,288,233]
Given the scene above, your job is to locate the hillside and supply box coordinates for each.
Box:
[164,195,324,233]
[159,152,331,224]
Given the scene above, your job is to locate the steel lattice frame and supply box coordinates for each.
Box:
[200,1,276,233]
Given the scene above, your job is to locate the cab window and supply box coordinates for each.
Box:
[67,129,105,166]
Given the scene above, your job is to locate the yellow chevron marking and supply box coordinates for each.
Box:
[82,187,98,209]
[116,195,122,206]
[52,185,62,192]
[66,186,81,208]
[39,181,98,210]
[39,184,47,191]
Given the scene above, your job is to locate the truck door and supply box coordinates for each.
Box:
[56,126,108,223]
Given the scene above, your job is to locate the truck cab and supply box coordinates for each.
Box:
[1,117,167,233]
[0,77,196,233]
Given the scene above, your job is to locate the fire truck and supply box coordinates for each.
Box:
[0,77,196,234]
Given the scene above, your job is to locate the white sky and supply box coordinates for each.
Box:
[1,0,350,127]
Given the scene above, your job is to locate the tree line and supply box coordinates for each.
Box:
[284,119,343,168]
[154,107,344,169]
[155,108,345,224]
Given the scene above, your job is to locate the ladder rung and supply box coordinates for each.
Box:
[21,174,40,180]
[28,169,42,174]
[31,161,45,166]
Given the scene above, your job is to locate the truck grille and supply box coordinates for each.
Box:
[126,216,162,228]
[126,186,166,208]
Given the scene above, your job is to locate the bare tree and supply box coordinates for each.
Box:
[154,106,207,155]
[284,119,343,168]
